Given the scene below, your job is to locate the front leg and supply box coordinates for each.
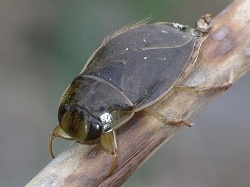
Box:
[144,107,193,127]
[100,131,118,176]
[49,125,75,159]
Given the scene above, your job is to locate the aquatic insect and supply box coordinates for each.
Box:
[49,14,211,175]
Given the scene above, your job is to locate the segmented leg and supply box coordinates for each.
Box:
[144,107,193,127]
[49,125,74,158]
[100,131,118,176]
[143,71,234,128]
[109,151,118,177]
[174,71,233,94]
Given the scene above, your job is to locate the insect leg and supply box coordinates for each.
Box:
[144,107,193,127]
[49,125,74,158]
[174,71,233,94]
[100,131,118,176]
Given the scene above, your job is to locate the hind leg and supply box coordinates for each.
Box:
[143,71,233,127]
[174,70,233,94]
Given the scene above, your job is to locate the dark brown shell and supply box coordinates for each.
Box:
[72,23,199,114]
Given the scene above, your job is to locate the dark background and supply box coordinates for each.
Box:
[1,1,250,186]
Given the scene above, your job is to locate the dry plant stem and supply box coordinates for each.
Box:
[26,0,250,186]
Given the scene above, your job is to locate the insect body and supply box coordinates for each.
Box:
[49,15,211,175]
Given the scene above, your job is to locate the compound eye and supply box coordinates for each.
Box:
[58,104,71,125]
[85,118,103,141]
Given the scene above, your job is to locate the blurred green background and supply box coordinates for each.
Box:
[1,0,250,187]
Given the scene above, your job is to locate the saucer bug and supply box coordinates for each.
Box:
[49,14,211,175]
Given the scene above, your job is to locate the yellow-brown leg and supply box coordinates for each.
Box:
[144,71,234,128]
[174,71,233,94]
[49,125,74,158]
[144,107,193,127]
[100,131,118,176]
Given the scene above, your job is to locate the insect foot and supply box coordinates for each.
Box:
[167,119,193,127]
